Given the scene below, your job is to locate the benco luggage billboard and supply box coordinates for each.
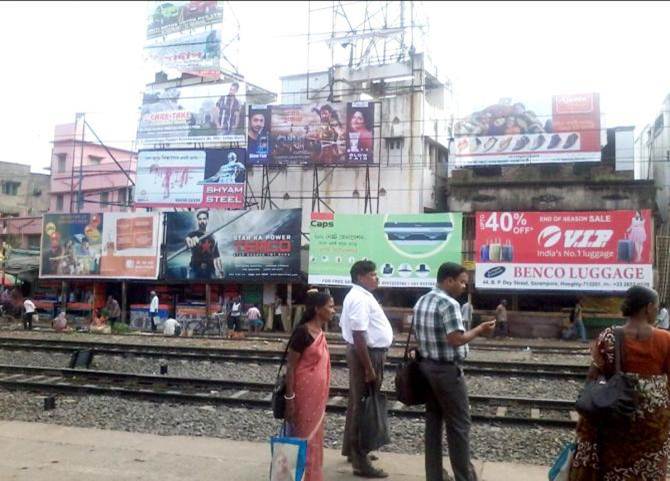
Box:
[475,210,652,292]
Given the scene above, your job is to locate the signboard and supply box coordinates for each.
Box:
[475,210,653,292]
[308,212,462,288]
[453,93,601,167]
[137,82,245,147]
[164,209,302,281]
[250,101,374,166]
[135,149,246,209]
[40,213,162,279]
[146,1,223,39]
[145,29,221,79]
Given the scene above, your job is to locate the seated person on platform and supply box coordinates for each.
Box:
[90,308,111,334]
[163,317,182,337]
[52,311,71,333]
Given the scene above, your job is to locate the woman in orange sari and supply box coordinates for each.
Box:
[284,292,333,481]
[570,285,670,480]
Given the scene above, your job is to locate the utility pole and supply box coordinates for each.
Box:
[77,113,86,213]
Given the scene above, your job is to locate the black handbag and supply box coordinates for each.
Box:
[359,384,391,452]
[575,327,639,422]
[271,338,291,420]
[394,315,429,406]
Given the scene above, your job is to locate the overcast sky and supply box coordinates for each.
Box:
[0,1,668,172]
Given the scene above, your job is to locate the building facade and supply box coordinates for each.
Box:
[0,161,50,218]
[49,123,136,213]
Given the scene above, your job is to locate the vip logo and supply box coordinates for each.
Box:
[537,226,613,248]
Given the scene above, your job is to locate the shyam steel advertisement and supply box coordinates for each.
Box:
[135,149,246,209]
[40,213,162,279]
[453,93,601,167]
[164,209,302,281]
[137,81,245,147]
[247,101,374,166]
[474,210,653,292]
[308,212,463,288]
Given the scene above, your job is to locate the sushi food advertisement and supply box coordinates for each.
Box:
[474,210,652,292]
[308,212,463,288]
[453,93,601,167]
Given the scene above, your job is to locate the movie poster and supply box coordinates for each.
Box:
[164,209,302,281]
[247,105,270,164]
[345,102,375,163]
[40,213,103,278]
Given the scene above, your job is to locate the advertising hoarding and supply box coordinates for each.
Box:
[135,149,246,209]
[474,210,653,292]
[137,82,245,147]
[308,212,462,288]
[255,101,374,166]
[164,209,302,282]
[146,1,223,39]
[40,213,162,279]
[145,29,221,79]
[453,93,601,167]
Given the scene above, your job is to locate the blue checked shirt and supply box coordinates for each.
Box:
[413,287,468,362]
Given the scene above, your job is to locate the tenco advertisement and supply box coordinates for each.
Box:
[137,81,245,147]
[308,212,463,288]
[40,213,161,279]
[475,210,652,292]
[453,93,601,167]
[135,149,246,209]
[247,101,374,165]
[164,209,302,282]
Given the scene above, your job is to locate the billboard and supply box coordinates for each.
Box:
[164,209,302,281]
[145,29,221,79]
[40,213,161,279]
[308,212,463,288]
[137,81,245,147]
[249,101,374,166]
[453,93,601,167]
[475,210,653,292]
[135,149,246,209]
[146,1,223,39]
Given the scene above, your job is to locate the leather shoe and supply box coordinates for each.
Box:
[353,465,388,478]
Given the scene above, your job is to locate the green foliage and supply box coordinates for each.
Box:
[111,322,131,335]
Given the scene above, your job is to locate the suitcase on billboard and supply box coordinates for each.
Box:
[501,242,514,262]
[617,239,634,262]
[480,244,490,262]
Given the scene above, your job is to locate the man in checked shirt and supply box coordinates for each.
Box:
[413,262,496,481]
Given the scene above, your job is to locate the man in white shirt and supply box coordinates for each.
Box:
[149,291,159,332]
[461,298,473,331]
[340,260,393,478]
[23,297,36,330]
[163,318,181,337]
[657,303,669,330]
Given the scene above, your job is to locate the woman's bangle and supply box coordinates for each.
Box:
[284,393,296,400]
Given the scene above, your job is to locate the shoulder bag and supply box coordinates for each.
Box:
[575,327,638,422]
[271,335,292,420]
[394,315,428,406]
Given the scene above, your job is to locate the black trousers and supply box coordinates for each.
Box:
[341,345,386,467]
[23,312,33,330]
[150,313,158,332]
[419,359,478,481]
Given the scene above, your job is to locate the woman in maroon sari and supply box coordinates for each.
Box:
[284,292,333,481]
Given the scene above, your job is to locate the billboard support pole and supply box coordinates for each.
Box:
[83,120,135,187]
[205,283,211,322]
[363,164,372,214]
[76,113,86,213]
[376,100,382,214]
[121,280,127,325]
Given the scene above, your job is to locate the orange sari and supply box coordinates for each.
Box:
[290,331,331,481]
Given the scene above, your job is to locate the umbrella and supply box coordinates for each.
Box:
[0,272,18,287]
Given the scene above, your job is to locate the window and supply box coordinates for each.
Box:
[56,194,64,211]
[56,153,67,173]
[2,182,20,196]
[88,155,103,166]
[385,137,404,150]
[100,191,109,205]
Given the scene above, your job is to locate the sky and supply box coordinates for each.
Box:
[0,1,668,173]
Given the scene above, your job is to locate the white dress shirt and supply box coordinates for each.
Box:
[163,318,180,336]
[340,284,393,348]
[150,296,159,313]
[24,300,35,314]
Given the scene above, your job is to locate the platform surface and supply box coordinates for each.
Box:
[0,420,548,480]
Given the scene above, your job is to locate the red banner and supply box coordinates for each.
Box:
[475,210,653,292]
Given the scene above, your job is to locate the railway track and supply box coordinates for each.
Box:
[0,337,589,379]
[0,364,578,428]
